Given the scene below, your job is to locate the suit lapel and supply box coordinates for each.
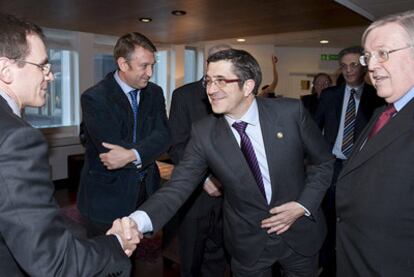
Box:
[340,99,414,178]
[257,99,283,205]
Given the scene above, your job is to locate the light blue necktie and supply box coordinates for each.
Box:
[128,89,138,143]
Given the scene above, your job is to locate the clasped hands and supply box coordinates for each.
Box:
[106,217,141,257]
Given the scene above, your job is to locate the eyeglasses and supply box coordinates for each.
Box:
[202,76,241,89]
[15,59,52,75]
[359,45,414,66]
[339,62,361,71]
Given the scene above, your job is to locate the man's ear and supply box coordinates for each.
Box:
[243,79,256,96]
[0,59,13,84]
[117,57,129,72]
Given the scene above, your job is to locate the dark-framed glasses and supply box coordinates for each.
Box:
[15,59,52,75]
[202,76,241,89]
[359,45,414,66]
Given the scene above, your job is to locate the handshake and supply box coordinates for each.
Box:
[106,217,142,257]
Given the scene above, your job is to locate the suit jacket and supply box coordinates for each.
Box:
[336,98,414,277]
[0,96,130,277]
[315,83,385,149]
[78,72,171,224]
[168,79,221,219]
[301,93,319,119]
[140,97,334,265]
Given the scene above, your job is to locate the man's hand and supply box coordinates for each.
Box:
[203,175,222,197]
[107,217,143,257]
[100,142,136,170]
[261,201,305,235]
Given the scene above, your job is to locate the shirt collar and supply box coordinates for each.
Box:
[346,83,364,97]
[225,98,259,127]
[0,90,21,117]
[114,70,138,94]
[394,85,414,112]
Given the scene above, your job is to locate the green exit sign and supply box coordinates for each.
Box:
[321,54,339,61]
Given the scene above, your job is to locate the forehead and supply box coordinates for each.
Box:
[26,34,47,61]
[315,75,329,83]
[206,60,235,77]
[365,23,409,50]
[340,53,360,63]
[130,46,155,62]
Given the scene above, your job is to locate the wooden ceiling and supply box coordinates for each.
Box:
[1,0,370,44]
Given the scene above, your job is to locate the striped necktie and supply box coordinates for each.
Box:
[232,121,266,199]
[342,89,356,158]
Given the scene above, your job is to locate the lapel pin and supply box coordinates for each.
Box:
[276,132,283,139]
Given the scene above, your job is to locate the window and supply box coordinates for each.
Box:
[24,49,79,128]
[94,54,116,84]
[184,47,197,84]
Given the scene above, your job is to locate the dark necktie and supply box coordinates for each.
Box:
[232,121,266,199]
[368,104,397,139]
[342,89,356,158]
[128,89,138,143]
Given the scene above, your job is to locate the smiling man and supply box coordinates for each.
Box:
[0,13,136,276]
[122,49,334,277]
[335,10,414,277]
[77,32,171,236]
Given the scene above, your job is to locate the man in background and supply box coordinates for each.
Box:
[0,13,137,276]
[168,44,231,277]
[314,45,385,277]
[336,10,414,276]
[78,32,171,235]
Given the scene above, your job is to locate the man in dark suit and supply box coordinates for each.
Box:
[0,13,138,276]
[126,49,334,276]
[77,32,171,235]
[336,10,414,276]
[314,46,385,276]
[168,45,231,277]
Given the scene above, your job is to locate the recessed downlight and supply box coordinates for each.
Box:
[171,10,187,16]
[320,40,329,44]
[237,38,246,42]
[139,17,152,23]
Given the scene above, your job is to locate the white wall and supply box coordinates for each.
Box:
[275,46,341,98]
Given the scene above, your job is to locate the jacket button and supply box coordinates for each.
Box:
[336,217,341,223]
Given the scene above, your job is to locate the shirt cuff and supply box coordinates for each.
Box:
[297,203,311,217]
[132,149,142,168]
[129,210,153,233]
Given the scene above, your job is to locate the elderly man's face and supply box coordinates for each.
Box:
[364,22,414,103]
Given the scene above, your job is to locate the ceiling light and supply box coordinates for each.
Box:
[139,17,152,23]
[171,10,186,16]
[237,38,246,42]
[320,40,329,44]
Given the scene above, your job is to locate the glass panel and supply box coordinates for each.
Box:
[24,49,77,128]
[184,47,197,84]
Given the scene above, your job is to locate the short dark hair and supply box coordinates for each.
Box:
[338,46,364,62]
[207,49,262,95]
[0,13,45,61]
[113,32,157,62]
